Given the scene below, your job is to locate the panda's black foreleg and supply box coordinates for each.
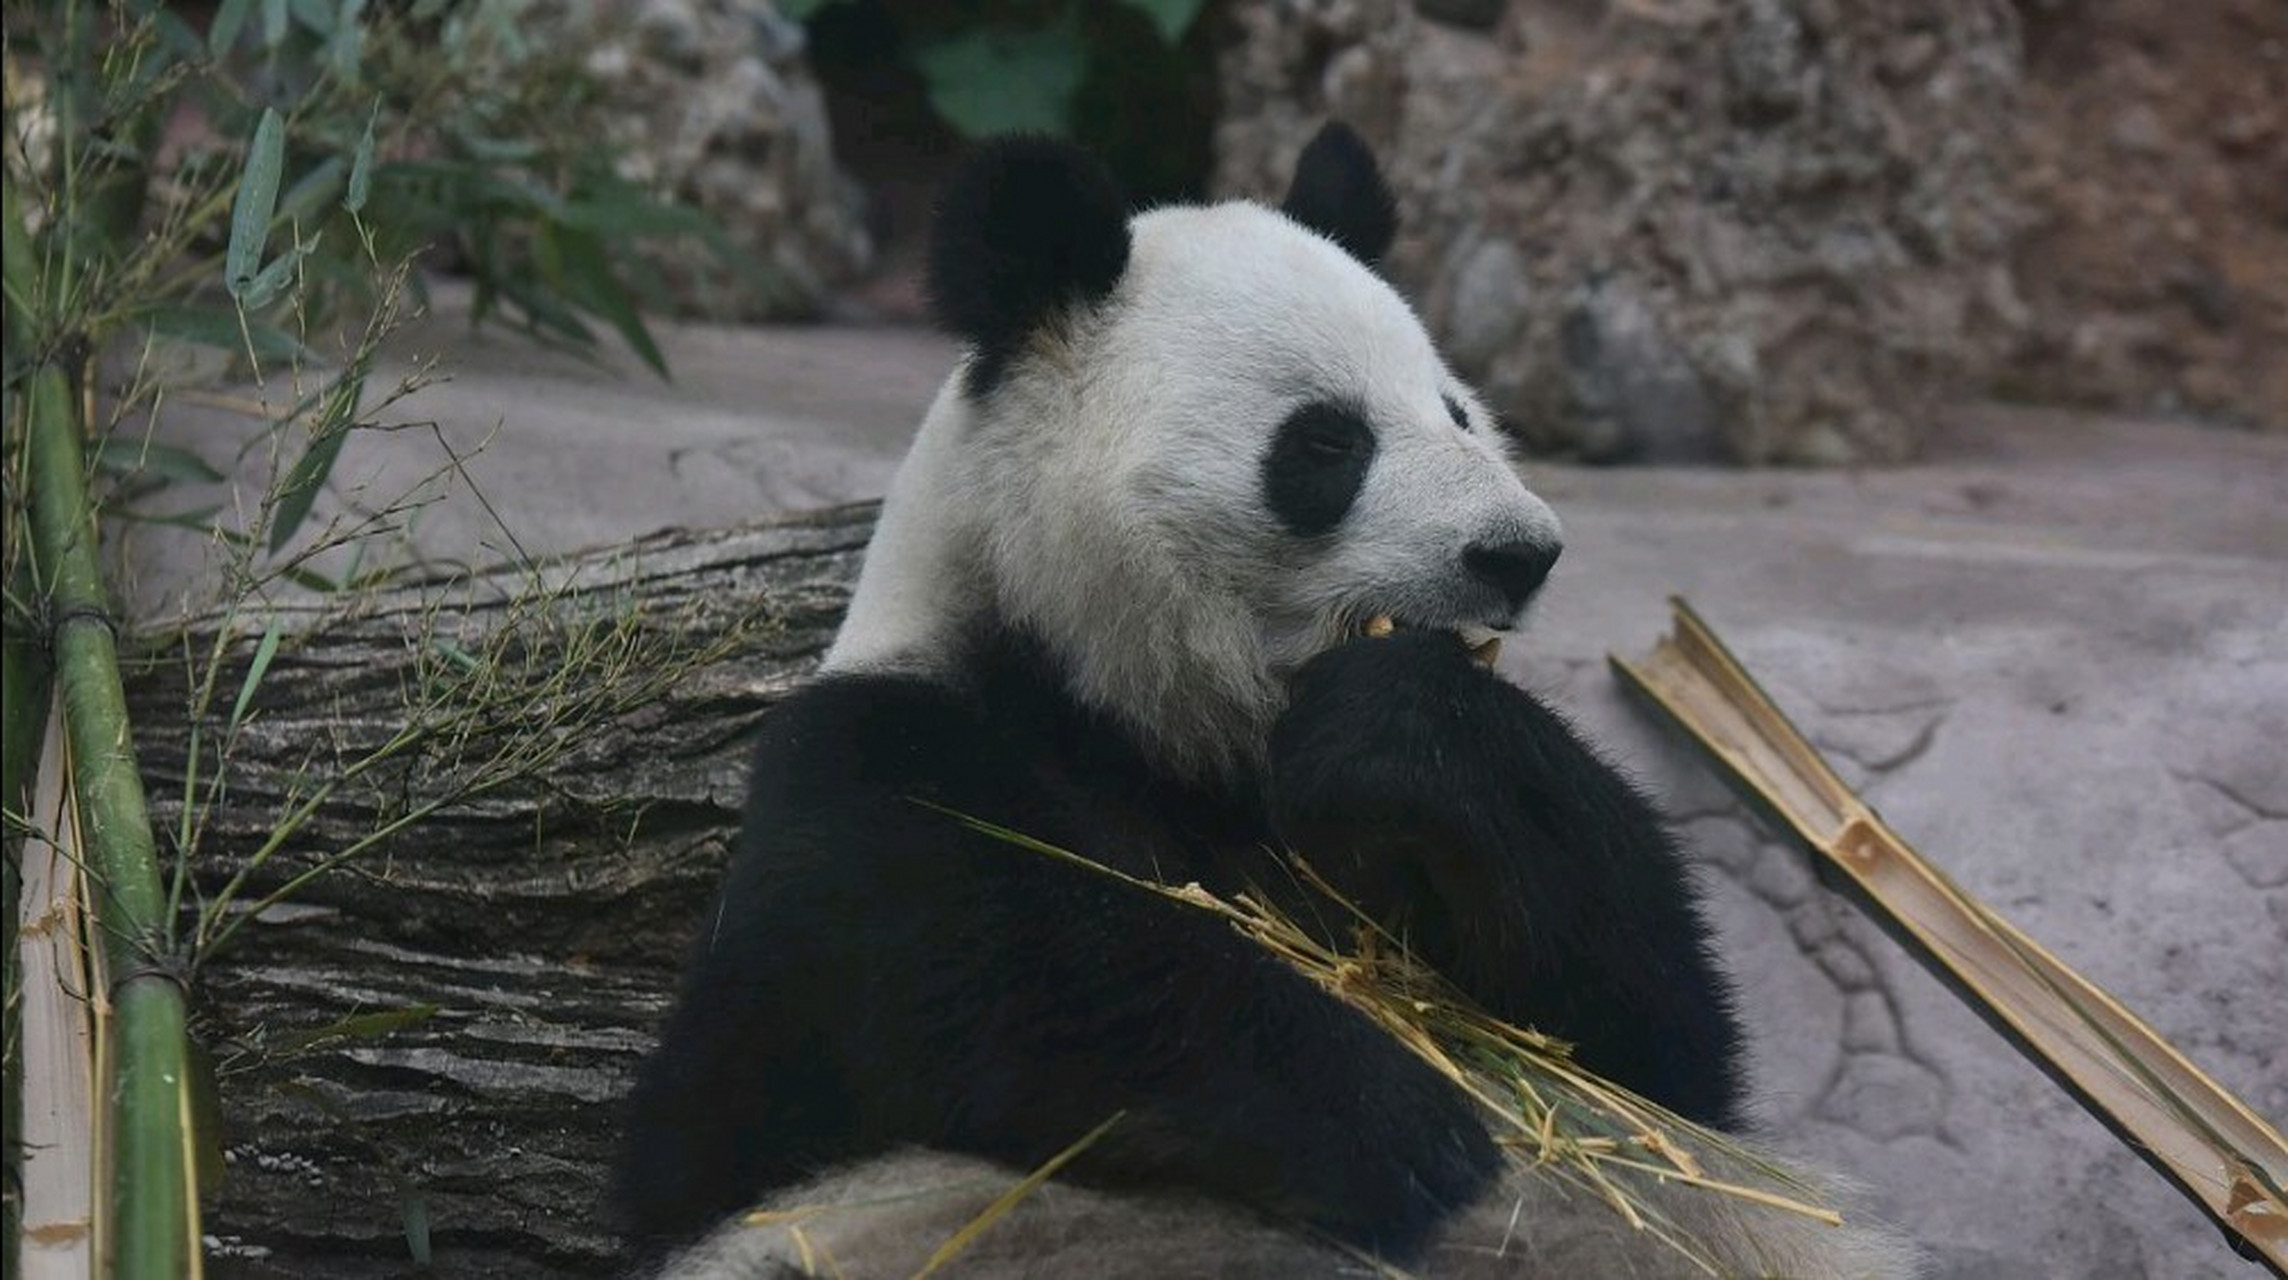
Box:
[1267,631,1748,1130]
[616,677,1504,1260]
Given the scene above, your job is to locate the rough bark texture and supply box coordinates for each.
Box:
[124,503,878,1278]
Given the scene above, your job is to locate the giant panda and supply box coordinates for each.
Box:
[616,124,1919,1278]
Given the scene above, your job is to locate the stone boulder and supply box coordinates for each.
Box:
[531,0,873,321]
[1215,0,2028,464]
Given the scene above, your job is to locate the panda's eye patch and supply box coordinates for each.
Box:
[1443,395,1471,432]
[1263,401,1377,537]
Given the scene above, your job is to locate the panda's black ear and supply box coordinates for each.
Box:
[1280,122,1397,267]
[929,136,1131,396]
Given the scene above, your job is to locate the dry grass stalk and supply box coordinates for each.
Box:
[938,810,1844,1275]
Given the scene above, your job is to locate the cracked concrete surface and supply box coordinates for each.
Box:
[128,292,2287,1278]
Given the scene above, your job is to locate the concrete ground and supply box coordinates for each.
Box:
[131,290,2287,1278]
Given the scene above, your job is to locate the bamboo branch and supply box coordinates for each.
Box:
[1613,598,2288,1275]
[24,356,201,1276]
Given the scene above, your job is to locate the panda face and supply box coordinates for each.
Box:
[1081,202,1562,683]
[829,126,1563,779]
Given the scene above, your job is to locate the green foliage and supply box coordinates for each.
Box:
[2,0,741,564]
[7,0,726,392]
[803,0,1209,142]
[911,11,1089,139]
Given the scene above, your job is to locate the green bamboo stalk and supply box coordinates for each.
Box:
[22,353,197,1276]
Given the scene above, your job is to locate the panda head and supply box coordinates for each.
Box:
[830,124,1564,781]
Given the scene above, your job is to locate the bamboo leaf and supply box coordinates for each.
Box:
[1113,0,1206,43]
[141,303,311,364]
[279,564,340,593]
[209,0,255,54]
[556,187,709,239]
[227,621,283,735]
[95,438,227,484]
[261,0,288,46]
[227,109,287,300]
[147,5,209,59]
[268,1004,437,1056]
[346,98,380,214]
[401,1191,432,1265]
[553,226,667,377]
[108,506,231,534]
[239,239,313,311]
[288,0,334,36]
[277,155,347,227]
[328,0,366,80]
[268,370,364,553]
[493,274,596,348]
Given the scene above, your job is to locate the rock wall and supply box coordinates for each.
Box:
[533,0,873,321]
[2007,0,2286,428]
[1215,0,2028,464]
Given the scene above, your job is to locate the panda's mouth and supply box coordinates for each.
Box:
[1361,615,1506,667]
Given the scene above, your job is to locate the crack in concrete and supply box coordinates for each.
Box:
[1860,713,1944,774]
[1799,691,1954,719]
[2178,773,2288,826]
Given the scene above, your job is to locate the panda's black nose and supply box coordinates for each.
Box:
[1464,538,1561,609]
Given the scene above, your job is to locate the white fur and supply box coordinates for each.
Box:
[826,202,1561,780]
[656,1149,1923,1279]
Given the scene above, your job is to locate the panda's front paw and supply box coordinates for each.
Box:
[1266,631,1525,917]
[1267,1061,1501,1258]
[1270,629,1521,806]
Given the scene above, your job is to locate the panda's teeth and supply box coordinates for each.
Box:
[1360,616,1500,664]
[1456,623,1503,667]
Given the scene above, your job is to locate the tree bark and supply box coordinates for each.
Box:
[124,502,880,1278]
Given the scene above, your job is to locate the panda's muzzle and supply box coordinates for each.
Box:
[1463,537,1562,612]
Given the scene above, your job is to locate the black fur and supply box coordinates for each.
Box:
[928,137,1132,398]
[616,629,1746,1262]
[1281,122,1399,267]
[1443,394,1470,432]
[1270,632,1744,1127]
[1261,400,1377,537]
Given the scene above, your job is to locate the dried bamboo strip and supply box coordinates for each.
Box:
[1612,598,2287,1274]
[17,705,98,1279]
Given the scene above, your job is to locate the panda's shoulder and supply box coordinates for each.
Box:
[745,668,1009,808]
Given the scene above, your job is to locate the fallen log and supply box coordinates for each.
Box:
[123,502,879,1278]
